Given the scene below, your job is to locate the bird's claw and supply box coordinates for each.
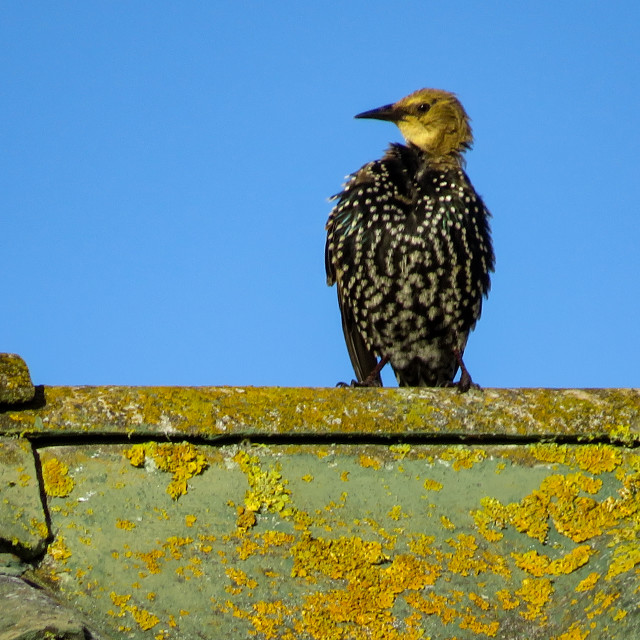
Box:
[336,378,382,388]
[445,373,481,393]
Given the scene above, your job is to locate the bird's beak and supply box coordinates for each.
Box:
[354,103,400,122]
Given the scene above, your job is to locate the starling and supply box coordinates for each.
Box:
[325,88,494,389]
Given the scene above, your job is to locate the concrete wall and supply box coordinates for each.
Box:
[1,353,639,639]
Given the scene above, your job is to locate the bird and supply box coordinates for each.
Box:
[325,88,494,390]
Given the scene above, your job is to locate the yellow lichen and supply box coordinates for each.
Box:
[515,577,553,621]
[423,478,443,491]
[511,550,550,577]
[21,391,640,639]
[388,505,403,521]
[236,529,296,561]
[472,508,504,543]
[575,572,600,592]
[110,591,159,631]
[605,542,640,580]
[551,621,590,640]
[547,545,594,575]
[30,518,48,539]
[512,545,594,578]
[408,533,436,557]
[235,536,260,561]
[135,549,164,575]
[531,442,625,476]
[225,567,258,591]
[358,453,382,470]
[573,444,622,474]
[123,444,146,467]
[585,589,619,619]
[405,591,458,625]
[164,535,193,560]
[472,467,638,550]
[48,536,72,561]
[445,534,490,577]
[530,443,569,466]
[468,592,490,611]
[495,589,519,611]
[459,612,499,637]
[176,556,204,580]
[291,533,387,581]
[236,506,257,532]
[234,450,294,519]
[389,443,412,460]
[441,447,486,471]
[42,457,74,497]
[110,591,131,608]
[129,606,160,631]
[248,600,290,639]
[116,519,136,531]
[123,442,208,499]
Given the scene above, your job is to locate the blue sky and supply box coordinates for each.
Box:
[2,2,639,388]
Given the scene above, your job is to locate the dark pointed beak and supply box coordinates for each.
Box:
[354,103,400,122]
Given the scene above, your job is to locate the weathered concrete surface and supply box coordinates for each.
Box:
[0,574,107,640]
[0,438,49,558]
[0,353,35,405]
[0,372,639,639]
[1,385,639,442]
[28,441,640,640]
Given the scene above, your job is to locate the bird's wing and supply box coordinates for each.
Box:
[337,282,382,385]
[325,231,381,385]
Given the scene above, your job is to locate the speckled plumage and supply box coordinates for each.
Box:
[325,89,494,388]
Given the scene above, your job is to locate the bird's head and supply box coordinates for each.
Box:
[355,88,472,161]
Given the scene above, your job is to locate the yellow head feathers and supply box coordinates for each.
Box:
[355,88,473,160]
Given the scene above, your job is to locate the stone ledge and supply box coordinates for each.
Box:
[2,386,639,443]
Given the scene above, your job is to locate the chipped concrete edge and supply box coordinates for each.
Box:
[0,353,35,405]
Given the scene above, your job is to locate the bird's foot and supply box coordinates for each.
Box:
[443,377,481,393]
[451,349,481,393]
[336,378,383,388]
[336,355,389,388]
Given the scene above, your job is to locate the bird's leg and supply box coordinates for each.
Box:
[336,355,389,388]
[361,354,389,387]
[452,349,479,393]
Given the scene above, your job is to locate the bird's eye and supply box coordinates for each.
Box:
[417,103,431,113]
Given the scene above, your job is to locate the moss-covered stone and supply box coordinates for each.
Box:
[0,437,49,559]
[1,386,639,443]
[0,353,35,405]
